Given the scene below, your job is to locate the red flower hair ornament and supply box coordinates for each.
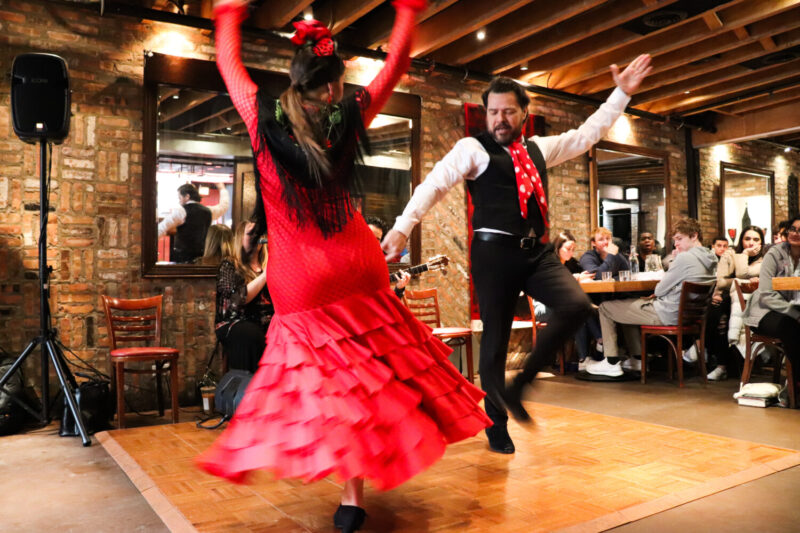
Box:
[290,19,336,57]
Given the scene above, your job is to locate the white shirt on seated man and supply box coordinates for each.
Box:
[587,218,718,377]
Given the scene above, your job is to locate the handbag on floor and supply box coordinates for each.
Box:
[196,369,252,430]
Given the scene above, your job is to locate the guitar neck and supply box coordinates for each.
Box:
[390,263,430,282]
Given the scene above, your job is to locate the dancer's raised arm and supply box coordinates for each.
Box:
[213,0,259,138]
[362,0,426,127]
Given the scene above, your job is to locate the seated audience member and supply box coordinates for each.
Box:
[587,218,717,377]
[637,231,663,271]
[366,216,411,297]
[201,224,233,265]
[215,219,274,373]
[711,235,731,259]
[552,231,598,365]
[158,182,230,264]
[580,227,630,280]
[744,216,800,394]
[706,226,765,380]
[776,220,789,243]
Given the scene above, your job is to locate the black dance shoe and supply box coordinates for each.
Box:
[503,379,532,424]
[334,504,366,533]
[486,425,515,454]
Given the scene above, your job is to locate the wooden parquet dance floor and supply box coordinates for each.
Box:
[97,402,800,532]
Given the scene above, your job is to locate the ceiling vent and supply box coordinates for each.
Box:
[621,0,729,36]
[740,44,800,70]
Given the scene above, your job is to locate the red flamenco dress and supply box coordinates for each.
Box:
[197,1,491,492]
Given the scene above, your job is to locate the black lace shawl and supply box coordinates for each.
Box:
[215,259,274,339]
[249,88,371,238]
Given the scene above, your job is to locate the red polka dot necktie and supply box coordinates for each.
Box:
[509,137,549,229]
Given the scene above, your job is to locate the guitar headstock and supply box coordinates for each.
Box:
[426,254,449,272]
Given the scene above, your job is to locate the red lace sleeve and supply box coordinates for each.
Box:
[363,4,418,127]
[214,3,259,138]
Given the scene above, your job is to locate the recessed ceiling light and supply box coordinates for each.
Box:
[303,12,313,21]
[684,90,691,94]
[785,146,792,153]
[476,28,486,41]
[520,61,529,71]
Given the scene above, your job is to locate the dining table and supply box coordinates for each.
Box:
[772,276,800,291]
[580,279,660,294]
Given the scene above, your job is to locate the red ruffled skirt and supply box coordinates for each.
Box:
[196,287,491,491]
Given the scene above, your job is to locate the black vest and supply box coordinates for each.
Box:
[467,131,549,237]
[172,202,212,263]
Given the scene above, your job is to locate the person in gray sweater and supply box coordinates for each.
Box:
[588,218,717,377]
[745,215,800,390]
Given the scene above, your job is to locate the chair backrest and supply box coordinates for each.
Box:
[526,296,539,346]
[733,278,759,312]
[102,295,164,350]
[677,281,716,328]
[403,288,442,328]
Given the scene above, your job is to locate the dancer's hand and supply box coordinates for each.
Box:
[382,229,408,262]
[394,271,411,290]
[611,54,652,96]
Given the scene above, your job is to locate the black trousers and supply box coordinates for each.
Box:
[756,311,800,384]
[219,320,267,373]
[471,239,593,425]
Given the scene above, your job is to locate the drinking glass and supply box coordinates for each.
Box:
[619,270,631,282]
[601,271,613,282]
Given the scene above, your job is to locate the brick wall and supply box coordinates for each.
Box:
[2,0,771,403]
[698,142,800,242]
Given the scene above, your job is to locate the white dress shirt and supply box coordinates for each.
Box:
[158,187,230,238]
[392,87,631,237]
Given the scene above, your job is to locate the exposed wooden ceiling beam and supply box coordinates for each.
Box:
[759,36,778,50]
[312,0,384,35]
[716,85,800,114]
[429,0,604,66]
[521,0,800,90]
[341,0,459,49]
[644,61,800,114]
[693,98,800,147]
[470,0,678,75]
[702,11,724,31]
[569,16,800,95]
[251,0,314,30]
[411,0,534,57]
[733,25,750,40]
[158,90,216,123]
[179,105,237,132]
[632,38,800,105]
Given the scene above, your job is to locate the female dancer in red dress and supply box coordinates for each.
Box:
[198,1,491,531]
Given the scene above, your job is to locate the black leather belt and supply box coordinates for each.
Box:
[473,232,537,249]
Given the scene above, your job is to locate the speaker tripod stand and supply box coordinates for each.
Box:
[0,140,90,446]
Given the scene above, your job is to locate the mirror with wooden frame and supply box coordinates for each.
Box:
[142,53,421,277]
[719,162,774,244]
[590,140,671,255]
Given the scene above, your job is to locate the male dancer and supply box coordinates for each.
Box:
[383,54,652,453]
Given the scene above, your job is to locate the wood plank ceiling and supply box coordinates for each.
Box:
[140,0,800,148]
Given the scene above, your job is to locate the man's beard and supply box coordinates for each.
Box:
[490,121,523,146]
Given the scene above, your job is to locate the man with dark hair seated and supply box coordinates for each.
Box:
[587,218,717,377]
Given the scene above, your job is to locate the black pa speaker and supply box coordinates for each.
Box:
[11,53,71,144]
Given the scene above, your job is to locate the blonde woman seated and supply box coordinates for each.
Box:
[706,226,765,381]
[214,219,274,373]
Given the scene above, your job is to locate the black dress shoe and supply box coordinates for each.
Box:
[334,504,366,533]
[503,379,532,424]
[486,425,515,454]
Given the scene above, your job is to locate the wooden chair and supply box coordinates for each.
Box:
[526,296,571,375]
[733,279,795,408]
[640,281,716,387]
[403,288,475,383]
[102,295,180,428]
